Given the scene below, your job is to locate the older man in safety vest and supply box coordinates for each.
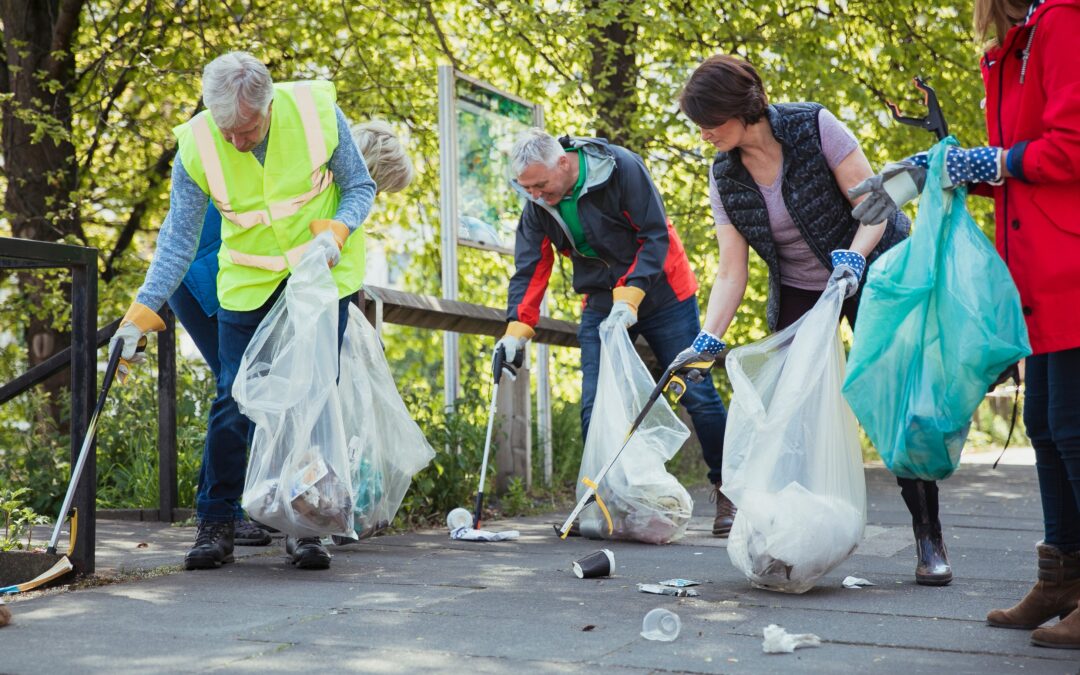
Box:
[110,52,376,571]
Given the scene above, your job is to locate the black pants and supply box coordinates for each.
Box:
[777,284,940,529]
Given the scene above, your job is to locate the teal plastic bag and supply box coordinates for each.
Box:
[842,139,1031,480]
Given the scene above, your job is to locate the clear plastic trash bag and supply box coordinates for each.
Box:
[843,139,1031,481]
[723,279,866,593]
[577,318,693,545]
[337,304,434,538]
[235,248,354,539]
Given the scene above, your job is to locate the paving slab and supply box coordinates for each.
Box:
[2,463,1077,674]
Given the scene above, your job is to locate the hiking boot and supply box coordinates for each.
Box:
[914,523,952,586]
[184,520,235,570]
[710,483,736,538]
[286,536,331,570]
[988,543,1080,629]
[234,518,272,546]
[1031,602,1080,649]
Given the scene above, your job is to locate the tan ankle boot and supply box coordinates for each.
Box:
[710,483,736,538]
[1031,602,1080,649]
[987,543,1080,629]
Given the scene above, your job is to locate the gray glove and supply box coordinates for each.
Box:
[848,160,926,226]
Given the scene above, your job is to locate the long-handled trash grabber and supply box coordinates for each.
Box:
[48,340,124,556]
[472,346,518,529]
[1,340,124,595]
[886,76,949,141]
[555,358,714,539]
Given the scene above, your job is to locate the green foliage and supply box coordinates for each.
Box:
[1,487,51,551]
[0,1,1026,527]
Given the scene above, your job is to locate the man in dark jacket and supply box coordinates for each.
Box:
[494,128,733,536]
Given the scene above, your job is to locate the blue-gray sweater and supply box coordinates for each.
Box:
[135,105,376,312]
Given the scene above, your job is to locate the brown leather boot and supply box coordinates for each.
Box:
[988,543,1080,629]
[710,483,736,538]
[914,523,953,586]
[1031,602,1080,649]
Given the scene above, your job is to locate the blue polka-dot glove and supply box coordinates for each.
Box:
[668,330,726,384]
[907,146,1003,188]
[830,249,865,298]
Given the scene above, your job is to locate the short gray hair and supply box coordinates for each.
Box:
[510,128,563,177]
[202,51,274,130]
[351,120,414,194]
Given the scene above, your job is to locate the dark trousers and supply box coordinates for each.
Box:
[168,282,221,379]
[776,284,941,529]
[578,296,728,484]
[195,281,351,523]
[1025,347,1080,552]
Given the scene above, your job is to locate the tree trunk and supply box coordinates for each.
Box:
[2,0,85,426]
[586,2,639,147]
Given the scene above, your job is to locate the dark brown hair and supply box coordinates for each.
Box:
[679,54,769,128]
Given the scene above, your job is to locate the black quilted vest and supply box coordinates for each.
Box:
[711,103,909,330]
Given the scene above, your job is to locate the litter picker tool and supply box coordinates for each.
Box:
[1,340,124,594]
[555,358,713,539]
[886,76,949,141]
[472,346,519,529]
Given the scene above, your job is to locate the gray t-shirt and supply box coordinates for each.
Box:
[708,108,859,290]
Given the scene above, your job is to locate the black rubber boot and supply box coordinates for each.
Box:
[184,520,235,570]
[914,523,953,586]
[286,536,331,570]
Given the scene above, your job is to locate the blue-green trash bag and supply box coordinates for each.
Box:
[842,139,1031,481]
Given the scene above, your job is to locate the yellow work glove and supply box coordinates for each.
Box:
[309,219,349,267]
[606,286,645,329]
[108,302,166,382]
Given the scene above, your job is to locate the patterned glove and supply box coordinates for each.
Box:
[830,249,866,298]
[668,330,726,384]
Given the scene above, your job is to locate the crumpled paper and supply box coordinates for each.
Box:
[450,527,520,542]
[842,576,875,589]
[762,624,821,654]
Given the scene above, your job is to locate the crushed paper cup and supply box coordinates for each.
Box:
[842,576,875,589]
[762,624,821,654]
[450,527,519,542]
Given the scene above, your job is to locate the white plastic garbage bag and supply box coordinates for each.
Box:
[723,279,866,593]
[235,248,354,539]
[337,304,435,538]
[577,318,693,544]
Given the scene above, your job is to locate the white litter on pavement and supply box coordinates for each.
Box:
[762,624,822,654]
[449,527,519,542]
[842,576,876,589]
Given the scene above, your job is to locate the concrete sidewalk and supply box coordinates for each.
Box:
[2,463,1076,674]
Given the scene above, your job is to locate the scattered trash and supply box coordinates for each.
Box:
[446,508,473,532]
[638,583,699,597]
[658,578,701,587]
[449,527,519,542]
[0,600,10,628]
[136,542,149,549]
[842,576,875,589]
[641,608,681,641]
[762,624,821,654]
[573,549,615,579]
[582,625,596,632]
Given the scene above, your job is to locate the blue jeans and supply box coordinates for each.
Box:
[196,281,352,523]
[578,296,727,484]
[1024,347,1080,552]
[168,282,221,379]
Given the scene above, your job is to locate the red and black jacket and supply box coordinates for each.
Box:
[505,136,698,326]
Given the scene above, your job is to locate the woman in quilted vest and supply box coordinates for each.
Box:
[850,0,1080,649]
[667,54,954,587]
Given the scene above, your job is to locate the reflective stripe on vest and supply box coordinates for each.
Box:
[190,81,335,236]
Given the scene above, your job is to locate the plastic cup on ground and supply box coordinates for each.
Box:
[446,507,472,531]
[641,608,681,642]
[572,549,615,578]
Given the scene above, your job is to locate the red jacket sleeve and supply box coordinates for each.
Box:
[1020,7,1080,183]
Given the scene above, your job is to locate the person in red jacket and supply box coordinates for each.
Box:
[851,0,1080,649]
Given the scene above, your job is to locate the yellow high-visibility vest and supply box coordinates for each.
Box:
[174,80,364,311]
